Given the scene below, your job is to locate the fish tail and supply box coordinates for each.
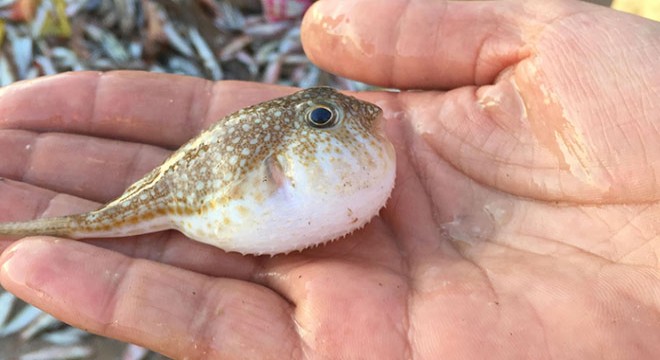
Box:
[0,214,86,238]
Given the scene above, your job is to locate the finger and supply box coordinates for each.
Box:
[0,71,292,148]
[0,178,258,278]
[0,130,170,202]
[301,0,592,89]
[0,239,298,359]
[0,178,96,223]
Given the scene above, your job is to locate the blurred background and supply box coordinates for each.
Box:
[0,0,657,359]
[0,0,369,90]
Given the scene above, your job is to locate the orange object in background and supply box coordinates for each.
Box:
[9,0,38,21]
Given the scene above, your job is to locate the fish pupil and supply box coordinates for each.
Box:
[308,106,334,127]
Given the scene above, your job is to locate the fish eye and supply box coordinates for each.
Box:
[306,105,339,128]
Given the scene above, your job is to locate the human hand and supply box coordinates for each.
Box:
[1,0,659,358]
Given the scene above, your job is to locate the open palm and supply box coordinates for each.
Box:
[1,0,659,358]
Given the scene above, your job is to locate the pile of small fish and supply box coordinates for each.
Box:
[0,0,368,358]
[0,0,368,89]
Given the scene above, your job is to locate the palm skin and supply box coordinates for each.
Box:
[1,0,659,358]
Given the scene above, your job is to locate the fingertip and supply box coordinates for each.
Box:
[0,239,26,286]
[302,0,396,87]
[0,237,61,296]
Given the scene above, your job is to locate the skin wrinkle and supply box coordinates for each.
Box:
[429,3,442,85]
[121,143,154,199]
[520,5,585,46]
[188,279,224,358]
[207,282,294,359]
[605,205,656,259]
[249,257,281,289]
[614,74,640,127]
[507,231,615,264]
[277,292,302,360]
[380,274,410,360]
[185,79,216,149]
[631,117,651,179]
[470,109,504,163]
[388,101,419,228]
[524,298,551,358]
[19,131,41,185]
[89,72,103,137]
[402,289,413,360]
[601,114,629,165]
[142,231,175,266]
[114,261,189,344]
[652,158,658,195]
[184,79,212,148]
[273,304,301,360]
[474,16,526,87]
[639,83,652,127]
[408,144,442,226]
[93,254,132,332]
[36,191,68,220]
[372,217,408,275]
[391,0,409,89]
[609,205,656,263]
[472,26,494,87]
[426,92,532,164]
[610,236,643,265]
[579,213,621,257]
[587,206,619,231]
[78,71,101,137]
[261,273,297,307]
[288,332,303,360]
[465,256,501,312]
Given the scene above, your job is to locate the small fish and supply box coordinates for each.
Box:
[0,87,396,255]
[18,344,94,360]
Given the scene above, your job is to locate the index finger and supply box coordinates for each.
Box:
[0,71,291,149]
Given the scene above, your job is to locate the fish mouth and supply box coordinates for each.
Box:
[370,103,383,118]
[365,102,383,125]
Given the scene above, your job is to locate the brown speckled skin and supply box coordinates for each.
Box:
[0,87,387,247]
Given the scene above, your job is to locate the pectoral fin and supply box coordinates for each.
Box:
[264,154,288,189]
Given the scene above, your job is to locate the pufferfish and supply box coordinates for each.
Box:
[0,87,396,255]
